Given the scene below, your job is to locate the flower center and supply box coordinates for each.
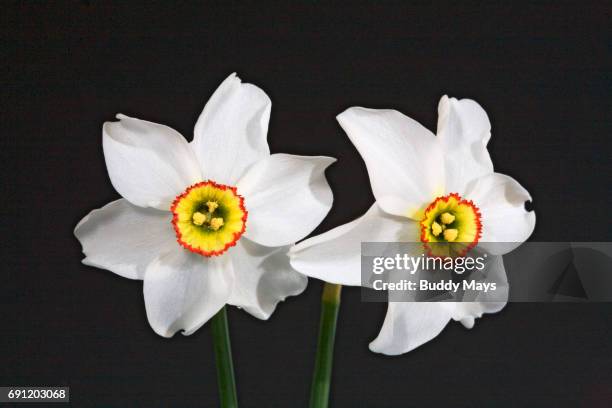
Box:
[419,193,482,257]
[171,181,247,257]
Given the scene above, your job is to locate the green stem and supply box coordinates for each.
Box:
[309,283,342,408]
[210,306,238,408]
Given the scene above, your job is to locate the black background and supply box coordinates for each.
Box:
[2,2,611,407]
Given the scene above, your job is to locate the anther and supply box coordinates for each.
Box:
[440,212,455,225]
[206,201,219,213]
[209,217,224,231]
[443,228,458,242]
[192,211,207,226]
[431,221,442,237]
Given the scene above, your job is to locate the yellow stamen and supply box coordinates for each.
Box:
[209,217,224,231]
[192,211,207,226]
[440,212,455,225]
[431,221,443,237]
[206,201,219,213]
[443,228,458,242]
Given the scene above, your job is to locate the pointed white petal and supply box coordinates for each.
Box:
[437,95,493,149]
[369,302,451,355]
[465,173,536,254]
[103,114,201,210]
[370,254,507,354]
[237,154,335,247]
[443,254,508,328]
[337,107,445,218]
[143,248,233,337]
[74,199,175,280]
[228,239,307,319]
[192,73,271,185]
[290,203,417,286]
[436,96,495,194]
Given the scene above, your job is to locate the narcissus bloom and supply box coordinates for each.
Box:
[75,74,334,337]
[290,96,535,355]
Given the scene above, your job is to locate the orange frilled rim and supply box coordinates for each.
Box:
[171,180,247,257]
[419,192,482,258]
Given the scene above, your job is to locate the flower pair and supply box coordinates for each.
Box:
[75,73,535,355]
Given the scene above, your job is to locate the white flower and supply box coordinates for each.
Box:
[75,73,335,337]
[290,96,535,355]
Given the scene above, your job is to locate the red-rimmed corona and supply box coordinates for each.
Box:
[419,193,482,258]
[171,180,248,256]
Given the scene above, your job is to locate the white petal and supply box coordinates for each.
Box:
[143,248,233,337]
[369,302,451,355]
[103,114,201,210]
[192,73,271,185]
[443,254,508,328]
[237,154,335,247]
[437,95,492,150]
[465,173,536,255]
[74,199,175,280]
[436,96,495,194]
[337,107,445,218]
[370,255,508,355]
[228,239,307,319]
[289,203,417,286]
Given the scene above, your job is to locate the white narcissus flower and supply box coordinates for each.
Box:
[75,73,335,337]
[290,96,535,355]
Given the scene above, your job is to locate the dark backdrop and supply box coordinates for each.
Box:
[2,2,611,407]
